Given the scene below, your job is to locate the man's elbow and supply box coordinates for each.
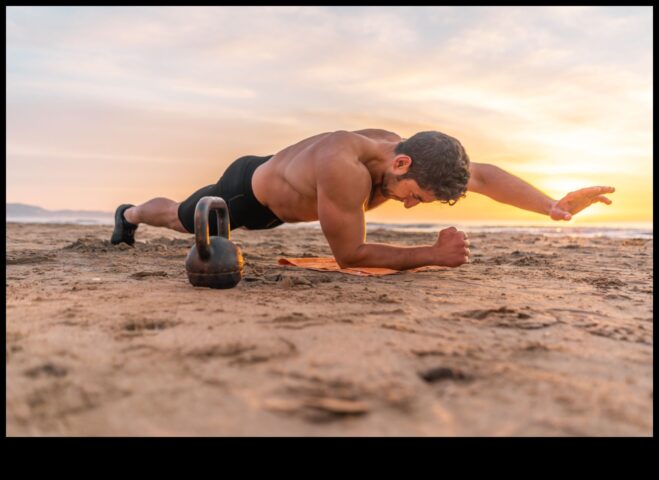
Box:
[336,255,359,269]
[336,259,353,269]
[336,245,366,269]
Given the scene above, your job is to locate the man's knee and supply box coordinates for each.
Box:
[170,203,189,233]
[170,218,189,233]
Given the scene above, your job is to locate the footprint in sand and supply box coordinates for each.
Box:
[489,251,557,267]
[265,368,422,422]
[580,277,626,290]
[455,306,559,330]
[418,366,471,384]
[263,373,371,423]
[120,317,180,334]
[185,342,258,360]
[56,307,88,326]
[7,250,56,265]
[262,396,370,423]
[374,293,400,304]
[185,337,297,366]
[280,275,314,289]
[63,237,118,253]
[604,293,632,300]
[548,308,652,345]
[22,380,128,420]
[264,311,354,329]
[263,312,326,330]
[585,324,651,345]
[23,362,69,379]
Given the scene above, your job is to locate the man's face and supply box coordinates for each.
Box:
[381,172,435,209]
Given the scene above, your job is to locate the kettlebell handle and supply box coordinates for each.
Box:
[193,196,230,261]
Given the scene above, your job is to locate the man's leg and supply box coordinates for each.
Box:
[111,197,188,246]
[124,198,188,233]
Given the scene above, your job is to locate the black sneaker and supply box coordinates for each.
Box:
[111,204,138,246]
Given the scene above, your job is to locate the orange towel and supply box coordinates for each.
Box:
[278,257,446,277]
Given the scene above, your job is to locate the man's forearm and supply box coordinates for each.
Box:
[347,242,435,270]
[477,164,555,215]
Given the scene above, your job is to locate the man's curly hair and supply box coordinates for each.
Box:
[395,131,471,205]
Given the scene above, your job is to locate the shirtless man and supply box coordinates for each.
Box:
[110,129,615,270]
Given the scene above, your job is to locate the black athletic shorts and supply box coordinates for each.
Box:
[177,154,284,235]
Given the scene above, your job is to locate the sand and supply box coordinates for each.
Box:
[5,222,653,436]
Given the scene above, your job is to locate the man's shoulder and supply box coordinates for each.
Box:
[313,130,386,165]
[314,134,371,204]
[351,128,401,141]
[311,130,371,168]
[316,130,368,150]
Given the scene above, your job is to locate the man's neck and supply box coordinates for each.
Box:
[363,140,398,186]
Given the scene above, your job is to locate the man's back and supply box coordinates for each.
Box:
[251,129,402,222]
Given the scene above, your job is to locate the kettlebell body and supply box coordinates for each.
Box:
[185,196,244,289]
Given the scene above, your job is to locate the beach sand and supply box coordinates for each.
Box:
[6,222,653,436]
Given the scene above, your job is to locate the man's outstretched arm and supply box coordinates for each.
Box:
[467,163,615,220]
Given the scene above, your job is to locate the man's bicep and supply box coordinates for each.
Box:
[317,175,369,268]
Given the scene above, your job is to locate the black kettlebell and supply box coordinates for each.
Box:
[185,196,244,289]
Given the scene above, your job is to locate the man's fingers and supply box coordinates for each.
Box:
[594,195,612,205]
[585,186,616,197]
[567,186,615,199]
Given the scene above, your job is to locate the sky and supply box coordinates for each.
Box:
[6,6,653,225]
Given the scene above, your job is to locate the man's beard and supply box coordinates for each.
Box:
[380,174,398,199]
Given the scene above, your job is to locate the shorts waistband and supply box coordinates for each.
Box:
[219,154,284,230]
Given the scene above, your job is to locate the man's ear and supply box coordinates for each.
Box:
[393,154,412,174]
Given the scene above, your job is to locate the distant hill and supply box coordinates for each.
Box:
[6,203,112,217]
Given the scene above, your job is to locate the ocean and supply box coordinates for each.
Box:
[5,216,653,239]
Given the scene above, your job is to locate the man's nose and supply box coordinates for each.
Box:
[404,198,418,208]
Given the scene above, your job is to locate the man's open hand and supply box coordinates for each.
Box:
[549,186,615,221]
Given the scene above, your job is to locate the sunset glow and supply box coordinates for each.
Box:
[6,6,652,225]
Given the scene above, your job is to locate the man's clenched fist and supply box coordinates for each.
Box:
[432,227,470,267]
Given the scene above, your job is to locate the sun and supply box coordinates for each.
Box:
[537,178,595,200]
